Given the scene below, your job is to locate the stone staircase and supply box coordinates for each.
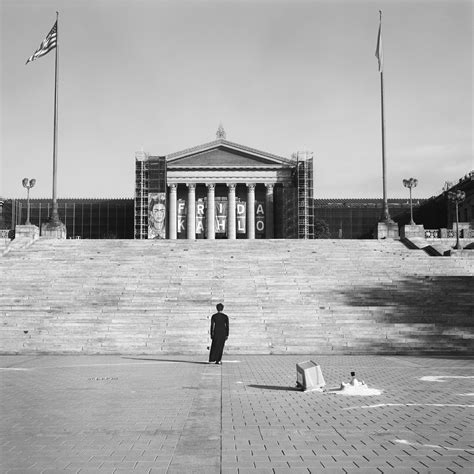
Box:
[1,239,473,355]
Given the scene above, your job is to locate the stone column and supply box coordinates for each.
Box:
[247,183,255,240]
[187,183,196,240]
[169,184,177,240]
[227,183,236,240]
[206,183,215,240]
[265,183,274,239]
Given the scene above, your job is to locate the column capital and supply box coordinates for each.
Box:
[227,183,236,191]
[169,183,177,191]
[206,183,215,190]
[246,183,256,190]
[186,183,196,190]
[265,183,274,191]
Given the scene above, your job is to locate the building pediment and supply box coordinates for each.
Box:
[167,139,294,168]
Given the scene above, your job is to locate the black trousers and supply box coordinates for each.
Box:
[209,337,226,362]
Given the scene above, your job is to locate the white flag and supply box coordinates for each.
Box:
[375,14,383,72]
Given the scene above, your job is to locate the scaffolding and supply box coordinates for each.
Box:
[134,154,167,239]
[296,151,314,239]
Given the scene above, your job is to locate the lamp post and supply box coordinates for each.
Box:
[22,178,36,225]
[402,178,418,225]
[448,190,466,250]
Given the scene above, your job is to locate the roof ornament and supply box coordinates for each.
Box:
[216,123,226,140]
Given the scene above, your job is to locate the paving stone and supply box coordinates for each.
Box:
[1,354,473,473]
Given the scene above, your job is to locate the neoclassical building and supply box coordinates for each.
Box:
[3,124,471,240]
[134,128,314,240]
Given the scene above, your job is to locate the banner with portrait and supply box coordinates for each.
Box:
[148,193,167,239]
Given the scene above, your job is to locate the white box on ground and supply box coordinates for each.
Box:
[296,360,326,391]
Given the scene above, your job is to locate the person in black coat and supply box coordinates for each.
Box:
[209,303,229,364]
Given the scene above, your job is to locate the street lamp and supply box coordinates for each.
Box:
[403,178,418,225]
[22,178,36,225]
[448,190,466,250]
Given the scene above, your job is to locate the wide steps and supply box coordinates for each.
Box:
[1,239,473,354]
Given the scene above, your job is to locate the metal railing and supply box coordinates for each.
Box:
[424,229,474,239]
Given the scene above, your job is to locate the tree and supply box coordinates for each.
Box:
[314,219,330,239]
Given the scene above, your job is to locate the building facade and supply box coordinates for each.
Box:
[2,128,471,241]
[413,171,474,237]
[1,198,134,239]
[313,199,426,239]
[134,137,314,240]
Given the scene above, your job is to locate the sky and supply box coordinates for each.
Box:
[1,0,472,200]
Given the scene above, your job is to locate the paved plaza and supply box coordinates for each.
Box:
[1,355,473,473]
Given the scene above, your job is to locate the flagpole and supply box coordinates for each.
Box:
[378,11,391,222]
[379,65,390,221]
[26,13,65,237]
[51,10,61,226]
[378,10,393,224]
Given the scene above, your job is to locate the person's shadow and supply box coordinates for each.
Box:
[121,356,209,365]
